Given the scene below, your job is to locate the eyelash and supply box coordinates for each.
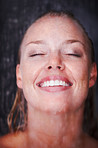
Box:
[29,53,81,58]
[30,53,45,57]
[67,53,81,57]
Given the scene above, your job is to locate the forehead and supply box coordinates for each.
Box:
[22,15,89,50]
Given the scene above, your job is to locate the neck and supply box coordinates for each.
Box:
[26,105,85,148]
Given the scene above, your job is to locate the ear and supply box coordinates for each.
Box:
[89,63,97,88]
[16,64,23,89]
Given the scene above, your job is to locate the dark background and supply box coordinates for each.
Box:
[0,0,98,136]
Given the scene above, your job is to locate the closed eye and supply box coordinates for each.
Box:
[30,53,45,57]
[67,53,81,57]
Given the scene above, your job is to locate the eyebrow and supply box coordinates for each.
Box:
[62,39,85,48]
[25,40,45,46]
[25,39,85,48]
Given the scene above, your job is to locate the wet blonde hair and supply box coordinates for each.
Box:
[7,10,98,138]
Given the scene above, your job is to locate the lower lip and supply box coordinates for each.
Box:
[38,86,71,92]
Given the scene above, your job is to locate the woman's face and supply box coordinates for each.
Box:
[16,16,96,114]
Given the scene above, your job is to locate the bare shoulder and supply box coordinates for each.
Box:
[84,134,98,148]
[0,131,27,148]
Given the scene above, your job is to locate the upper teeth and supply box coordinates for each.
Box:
[41,80,69,87]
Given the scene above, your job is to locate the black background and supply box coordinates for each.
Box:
[0,0,98,136]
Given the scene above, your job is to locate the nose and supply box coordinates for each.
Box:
[46,54,65,71]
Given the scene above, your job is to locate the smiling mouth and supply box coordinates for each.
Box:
[39,80,71,87]
[36,76,73,92]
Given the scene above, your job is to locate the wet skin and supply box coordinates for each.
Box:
[0,15,97,148]
[17,16,96,114]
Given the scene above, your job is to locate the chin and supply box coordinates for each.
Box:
[33,101,73,115]
[26,91,86,115]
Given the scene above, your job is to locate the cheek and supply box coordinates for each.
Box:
[20,60,46,100]
[19,62,42,106]
[76,65,89,87]
[67,61,90,107]
[21,61,44,82]
[69,60,89,83]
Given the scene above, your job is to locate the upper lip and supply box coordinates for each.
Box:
[36,75,73,87]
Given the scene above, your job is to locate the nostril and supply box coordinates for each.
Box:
[48,66,52,69]
[47,64,64,70]
[57,66,61,69]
